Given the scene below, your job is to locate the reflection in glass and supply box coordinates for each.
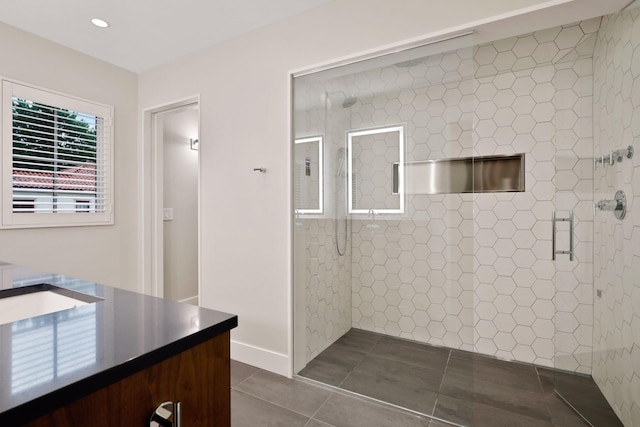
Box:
[10,276,97,395]
[347,126,404,214]
[294,136,324,214]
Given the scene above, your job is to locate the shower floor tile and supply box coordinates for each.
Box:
[299,328,622,427]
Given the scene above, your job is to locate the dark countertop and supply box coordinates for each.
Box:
[0,262,238,425]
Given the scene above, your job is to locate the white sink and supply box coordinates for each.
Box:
[0,290,89,325]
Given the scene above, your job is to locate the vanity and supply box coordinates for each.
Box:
[0,262,237,426]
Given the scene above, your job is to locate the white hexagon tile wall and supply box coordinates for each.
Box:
[592,8,640,426]
[346,19,599,373]
[295,10,639,424]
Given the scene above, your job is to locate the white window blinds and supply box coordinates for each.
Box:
[2,80,114,228]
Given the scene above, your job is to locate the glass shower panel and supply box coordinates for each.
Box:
[552,20,605,423]
[293,38,480,381]
[293,76,353,373]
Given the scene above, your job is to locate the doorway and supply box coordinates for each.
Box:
[141,98,200,303]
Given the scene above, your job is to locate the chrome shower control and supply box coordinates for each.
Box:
[595,190,626,220]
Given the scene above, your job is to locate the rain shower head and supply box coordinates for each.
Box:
[323,90,358,109]
[342,95,358,108]
[394,58,424,68]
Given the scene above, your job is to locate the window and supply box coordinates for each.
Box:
[12,198,35,213]
[75,200,92,213]
[2,80,113,227]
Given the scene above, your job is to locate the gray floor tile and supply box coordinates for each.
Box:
[439,370,551,421]
[554,388,623,427]
[538,368,622,426]
[340,370,437,415]
[450,349,537,374]
[231,359,260,387]
[231,389,310,427]
[314,393,430,427]
[299,330,620,427]
[427,419,459,427]
[536,367,556,393]
[434,394,552,427]
[369,339,450,371]
[299,357,353,386]
[354,355,445,392]
[235,370,332,417]
[379,335,450,356]
[445,355,543,394]
[316,342,368,369]
[305,419,337,427]
[542,394,590,426]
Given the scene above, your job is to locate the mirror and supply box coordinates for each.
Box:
[347,126,404,214]
[294,136,323,214]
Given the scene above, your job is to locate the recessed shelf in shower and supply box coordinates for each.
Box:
[392,153,525,195]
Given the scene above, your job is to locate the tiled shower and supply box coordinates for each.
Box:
[294,7,640,426]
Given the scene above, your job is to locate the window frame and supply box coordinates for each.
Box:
[1,78,114,228]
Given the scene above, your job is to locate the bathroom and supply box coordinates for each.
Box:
[293,5,639,426]
[0,0,639,426]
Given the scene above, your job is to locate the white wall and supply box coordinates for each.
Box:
[0,22,139,290]
[138,0,590,375]
[161,108,199,303]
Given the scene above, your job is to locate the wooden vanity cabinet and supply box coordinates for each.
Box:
[22,331,231,427]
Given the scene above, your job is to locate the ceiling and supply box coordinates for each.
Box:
[0,0,333,73]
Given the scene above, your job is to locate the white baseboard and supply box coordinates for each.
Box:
[231,340,291,378]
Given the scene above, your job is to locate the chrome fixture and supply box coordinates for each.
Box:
[552,211,574,261]
[594,145,633,169]
[595,190,627,220]
[613,145,634,162]
[323,91,358,109]
[393,153,525,195]
[365,209,380,230]
[253,167,266,173]
[335,148,348,256]
[150,401,181,427]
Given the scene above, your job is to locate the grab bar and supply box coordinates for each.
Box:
[552,211,573,261]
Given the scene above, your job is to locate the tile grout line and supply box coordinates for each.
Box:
[534,366,556,423]
[230,366,261,390]
[298,372,440,423]
[307,388,336,425]
[232,387,320,423]
[430,349,454,424]
[334,332,376,388]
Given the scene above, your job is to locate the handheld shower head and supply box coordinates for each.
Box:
[336,148,346,177]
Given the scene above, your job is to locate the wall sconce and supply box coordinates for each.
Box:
[190,138,199,151]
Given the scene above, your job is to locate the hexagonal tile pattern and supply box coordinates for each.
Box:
[591,8,640,426]
[295,17,609,401]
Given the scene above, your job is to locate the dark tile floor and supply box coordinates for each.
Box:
[297,328,622,427]
[231,359,450,426]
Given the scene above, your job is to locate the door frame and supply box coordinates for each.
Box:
[140,96,201,299]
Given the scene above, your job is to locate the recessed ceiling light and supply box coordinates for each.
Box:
[91,18,110,28]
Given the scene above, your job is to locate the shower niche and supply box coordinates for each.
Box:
[393,153,525,195]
